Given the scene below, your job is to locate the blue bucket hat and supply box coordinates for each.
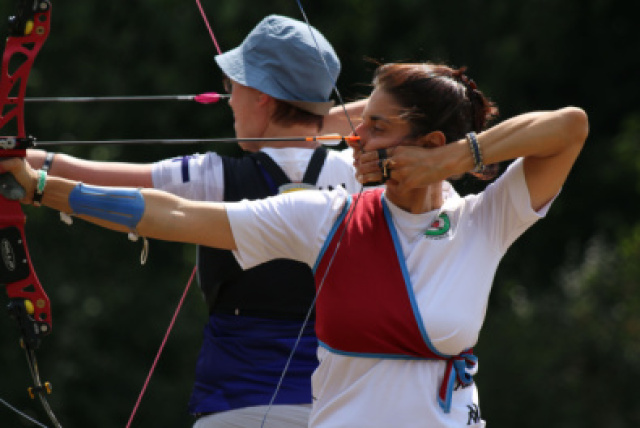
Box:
[214,15,340,116]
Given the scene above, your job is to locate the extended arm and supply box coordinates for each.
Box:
[479,107,588,210]
[27,150,154,187]
[0,158,235,250]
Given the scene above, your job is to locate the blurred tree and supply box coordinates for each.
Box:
[1,0,638,427]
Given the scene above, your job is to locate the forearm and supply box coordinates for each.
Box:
[322,99,367,136]
[474,107,588,167]
[444,107,588,210]
[38,175,236,250]
[27,149,154,187]
[436,108,586,175]
[142,189,235,249]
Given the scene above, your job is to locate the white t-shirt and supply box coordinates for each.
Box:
[151,147,362,200]
[226,158,553,428]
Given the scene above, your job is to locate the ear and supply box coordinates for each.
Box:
[417,131,446,148]
[256,92,275,108]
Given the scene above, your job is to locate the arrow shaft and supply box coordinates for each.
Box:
[23,94,229,103]
[32,135,355,147]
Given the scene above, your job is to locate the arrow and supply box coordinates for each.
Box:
[0,134,359,149]
[23,92,229,104]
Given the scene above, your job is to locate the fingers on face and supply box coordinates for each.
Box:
[355,148,395,184]
[377,148,395,182]
[381,159,394,182]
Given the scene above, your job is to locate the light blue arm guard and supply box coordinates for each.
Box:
[68,183,145,230]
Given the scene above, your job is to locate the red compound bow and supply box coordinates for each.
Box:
[0,1,61,427]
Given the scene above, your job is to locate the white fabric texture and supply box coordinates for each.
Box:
[227,158,554,428]
[151,146,359,428]
[150,147,362,201]
[193,404,311,428]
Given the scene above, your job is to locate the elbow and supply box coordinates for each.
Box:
[560,106,589,149]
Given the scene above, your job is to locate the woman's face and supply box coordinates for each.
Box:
[348,87,432,193]
[349,87,412,152]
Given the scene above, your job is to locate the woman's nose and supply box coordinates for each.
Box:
[350,125,366,150]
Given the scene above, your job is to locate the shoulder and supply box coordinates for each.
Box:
[280,186,351,210]
[152,152,225,193]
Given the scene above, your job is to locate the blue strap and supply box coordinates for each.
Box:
[437,349,477,413]
[254,162,279,195]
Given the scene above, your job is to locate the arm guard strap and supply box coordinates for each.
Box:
[68,183,145,230]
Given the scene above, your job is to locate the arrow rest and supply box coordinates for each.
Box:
[0,136,36,150]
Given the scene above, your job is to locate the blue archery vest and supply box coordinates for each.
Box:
[188,149,327,414]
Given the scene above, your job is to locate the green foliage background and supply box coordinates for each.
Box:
[1,0,639,427]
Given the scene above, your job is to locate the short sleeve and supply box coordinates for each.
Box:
[151,152,224,201]
[471,158,557,252]
[227,188,350,270]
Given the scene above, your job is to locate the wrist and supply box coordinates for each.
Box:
[465,132,486,173]
[26,149,48,169]
[41,151,56,172]
[441,139,474,179]
[32,169,47,206]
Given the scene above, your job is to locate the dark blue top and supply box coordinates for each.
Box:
[188,151,327,415]
[188,314,317,413]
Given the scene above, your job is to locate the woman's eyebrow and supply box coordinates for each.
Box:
[369,114,392,124]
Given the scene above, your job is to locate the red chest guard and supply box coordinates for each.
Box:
[313,189,476,413]
[314,188,434,357]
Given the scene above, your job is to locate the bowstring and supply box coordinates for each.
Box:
[124,266,197,428]
[123,4,221,426]
[293,0,359,134]
[260,2,367,426]
[195,0,223,55]
[0,397,50,428]
[23,348,62,428]
[0,348,59,428]
[191,4,368,426]
[4,4,218,428]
